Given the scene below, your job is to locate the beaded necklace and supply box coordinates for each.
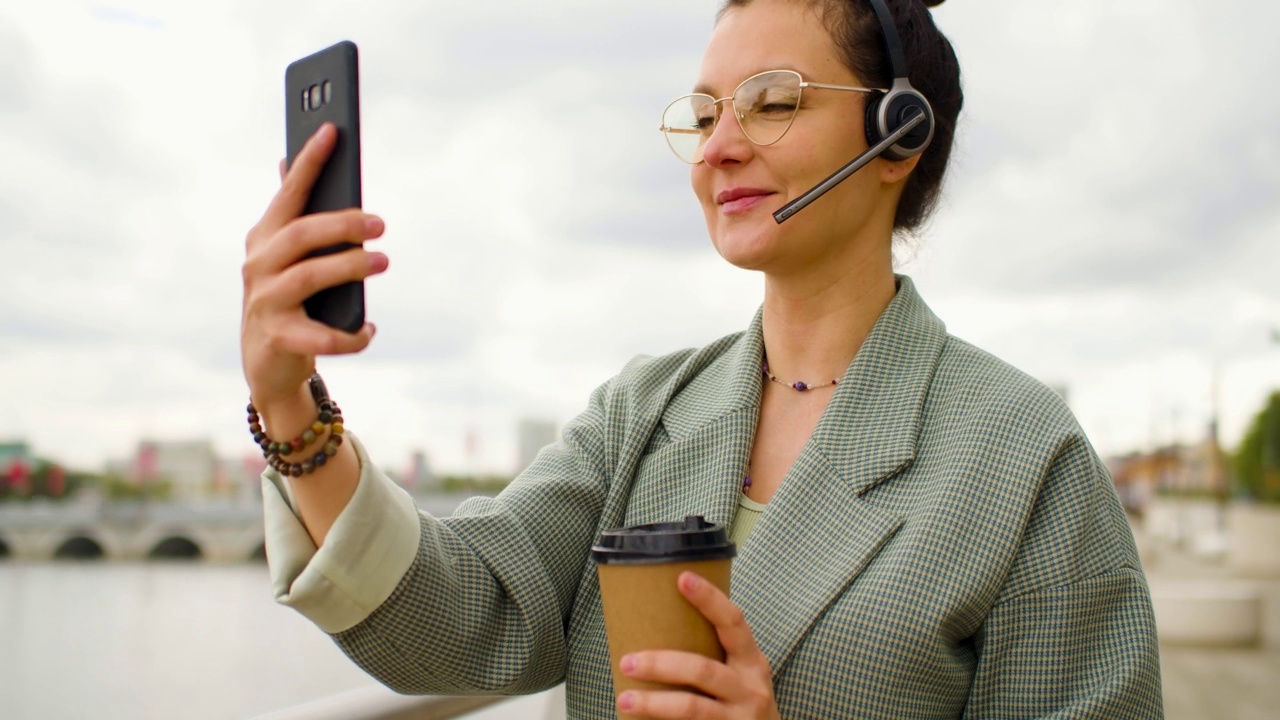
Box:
[760,360,839,393]
[745,359,841,491]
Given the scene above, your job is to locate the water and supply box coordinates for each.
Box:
[0,562,554,720]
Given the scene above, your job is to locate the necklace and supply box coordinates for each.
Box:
[761,360,839,392]
[748,358,840,491]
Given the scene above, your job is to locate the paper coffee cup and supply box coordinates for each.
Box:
[592,516,736,720]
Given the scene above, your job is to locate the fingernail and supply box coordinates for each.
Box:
[367,322,377,337]
[617,692,634,711]
[364,216,384,235]
[369,253,389,272]
[679,572,699,592]
[620,655,635,675]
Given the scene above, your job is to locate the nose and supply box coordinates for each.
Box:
[700,100,754,168]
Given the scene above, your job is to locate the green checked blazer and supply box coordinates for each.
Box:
[263,275,1163,719]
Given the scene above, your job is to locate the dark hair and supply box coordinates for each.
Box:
[717,0,963,233]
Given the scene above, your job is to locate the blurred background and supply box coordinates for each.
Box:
[0,0,1277,717]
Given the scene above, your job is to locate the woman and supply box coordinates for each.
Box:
[241,0,1163,717]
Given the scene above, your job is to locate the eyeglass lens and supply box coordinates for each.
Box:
[662,71,803,164]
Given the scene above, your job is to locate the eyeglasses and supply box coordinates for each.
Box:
[659,70,886,165]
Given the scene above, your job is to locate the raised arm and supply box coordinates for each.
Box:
[240,122,387,547]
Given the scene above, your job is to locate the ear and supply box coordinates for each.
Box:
[879,153,922,185]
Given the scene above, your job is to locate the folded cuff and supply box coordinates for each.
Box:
[260,431,421,634]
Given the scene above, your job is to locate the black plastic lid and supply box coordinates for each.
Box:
[591,516,736,565]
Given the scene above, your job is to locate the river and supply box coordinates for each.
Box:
[0,562,555,719]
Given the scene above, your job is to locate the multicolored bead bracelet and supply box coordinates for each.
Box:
[247,373,345,478]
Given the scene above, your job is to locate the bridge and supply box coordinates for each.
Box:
[0,495,475,562]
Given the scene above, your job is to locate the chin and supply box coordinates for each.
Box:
[708,221,782,271]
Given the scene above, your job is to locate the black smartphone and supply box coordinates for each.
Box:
[284,40,364,333]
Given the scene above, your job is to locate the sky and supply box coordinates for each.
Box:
[0,0,1277,476]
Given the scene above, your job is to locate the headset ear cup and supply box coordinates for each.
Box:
[877,86,935,162]
[864,90,886,150]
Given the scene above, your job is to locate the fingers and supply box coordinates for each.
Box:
[614,576,778,719]
[258,123,337,235]
[248,209,385,277]
[617,688,722,720]
[678,572,762,660]
[266,247,390,310]
[621,650,740,701]
[266,318,378,358]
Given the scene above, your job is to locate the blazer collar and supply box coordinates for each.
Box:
[812,273,947,495]
[659,273,947,493]
[627,315,766,531]
[657,311,765,444]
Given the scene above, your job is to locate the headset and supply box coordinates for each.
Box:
[774,0,936,223]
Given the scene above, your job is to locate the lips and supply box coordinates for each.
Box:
[716,187,775,215]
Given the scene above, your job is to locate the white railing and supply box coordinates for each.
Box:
[252,684,565,720]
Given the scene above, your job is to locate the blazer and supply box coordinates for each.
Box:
[264,275,1163,719]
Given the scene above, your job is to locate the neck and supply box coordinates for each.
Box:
[760,246,897,385]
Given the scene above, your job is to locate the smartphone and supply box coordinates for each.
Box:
[284,40,364,333]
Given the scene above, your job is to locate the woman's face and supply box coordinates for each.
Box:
[692,0,893,276]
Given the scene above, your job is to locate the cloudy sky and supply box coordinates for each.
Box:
[0,0,1277,476]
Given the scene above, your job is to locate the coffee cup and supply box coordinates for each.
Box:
[592,515,736,719]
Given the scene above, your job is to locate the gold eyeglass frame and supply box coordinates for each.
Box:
[659,69,887,165]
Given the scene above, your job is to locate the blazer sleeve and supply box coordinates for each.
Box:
[315,377,615,696]
[963,433,1164,718]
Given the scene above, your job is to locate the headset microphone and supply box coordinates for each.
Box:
[773,0,935,225]
[773,111,924,224]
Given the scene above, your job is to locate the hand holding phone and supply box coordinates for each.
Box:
[240,41,385,413]
[284,40,365,332]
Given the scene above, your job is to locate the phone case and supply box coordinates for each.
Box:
[285,40,364,333]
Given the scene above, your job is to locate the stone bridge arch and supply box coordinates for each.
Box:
[52,527,130,560]
[0,502,279,562]
[149,535,203,560]
[133,524,264,563]
[135,525,205,561]
[54,533,107,559]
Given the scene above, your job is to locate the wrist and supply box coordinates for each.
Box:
[254,382,316,436]
[247,374,346,476]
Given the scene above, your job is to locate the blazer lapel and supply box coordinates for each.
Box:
[732,276,948,676]
[621,313,765,530]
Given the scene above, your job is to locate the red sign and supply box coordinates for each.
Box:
[5,459,30,493]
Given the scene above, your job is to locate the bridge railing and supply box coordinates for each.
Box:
[251,684,564,720]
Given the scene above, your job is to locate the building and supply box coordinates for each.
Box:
[1106,430,1227,513]
[399,450,439,492]
[224,453,268,505]
[131,439,220,503]
[515,418,559,474]
[0,441,34,493]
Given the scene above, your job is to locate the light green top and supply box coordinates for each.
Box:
[729,492,766,549]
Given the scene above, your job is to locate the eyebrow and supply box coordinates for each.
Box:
[692,65,807,96]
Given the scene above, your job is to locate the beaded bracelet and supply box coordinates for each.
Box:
[247,373,346,478]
